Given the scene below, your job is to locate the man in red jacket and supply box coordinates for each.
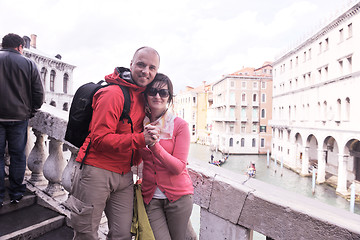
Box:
[68,47,160,240]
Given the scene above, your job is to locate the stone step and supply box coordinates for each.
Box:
[0,202,72,239]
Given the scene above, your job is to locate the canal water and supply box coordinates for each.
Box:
[188,143,360,239]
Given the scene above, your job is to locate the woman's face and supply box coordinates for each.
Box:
[147,82,170,113]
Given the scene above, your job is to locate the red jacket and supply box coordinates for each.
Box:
[75,68,146,174]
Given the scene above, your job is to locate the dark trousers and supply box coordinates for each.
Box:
[0,120,28,202]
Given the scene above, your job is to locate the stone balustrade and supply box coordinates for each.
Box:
[25,105,360,240]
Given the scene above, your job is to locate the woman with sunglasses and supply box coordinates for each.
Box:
[140,73,194,240]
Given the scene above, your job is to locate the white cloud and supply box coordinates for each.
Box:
[0,0,349,92]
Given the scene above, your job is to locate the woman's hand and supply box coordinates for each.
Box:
[144,124,160,146]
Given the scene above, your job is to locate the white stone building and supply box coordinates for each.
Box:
[22,34,76,111]
[270,3,360,195]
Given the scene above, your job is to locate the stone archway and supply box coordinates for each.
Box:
[295,133,303,171]
[345,139,360,182]
[323,136,339,176]
[306,134,318,171]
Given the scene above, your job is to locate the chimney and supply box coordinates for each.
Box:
[30,34,37,48]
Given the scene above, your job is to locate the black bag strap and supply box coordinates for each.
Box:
[80,83,133,169]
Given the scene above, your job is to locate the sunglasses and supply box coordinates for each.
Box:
[147,88,170,98]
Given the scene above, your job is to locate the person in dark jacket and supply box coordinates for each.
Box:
[0,33,44,207]
[68,47,160,240]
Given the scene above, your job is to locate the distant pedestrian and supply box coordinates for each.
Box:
[0,33,44,207]
[210,154,214,163]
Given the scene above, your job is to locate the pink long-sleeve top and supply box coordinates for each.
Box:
[140,117,194,204]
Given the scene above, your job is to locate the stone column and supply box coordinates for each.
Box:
[43,137,66,197]
[316,149,326,183]
[301,147,310,176]
[336,154,349,195]
[27,129,47,185]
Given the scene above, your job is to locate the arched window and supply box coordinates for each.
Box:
[40,67,47,87]
[336,99,341,122]
[63,103,69,111]
[261,109,266,118]
[241,138,245,147]
[229,138,233,147]
[252,138,256,147]
[253,94,257,102]
[50,70,56,92]
[63,73,69,94]
[241,93,246,102]
[345,97,350,121]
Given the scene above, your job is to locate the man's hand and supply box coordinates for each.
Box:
[144,124,160,146]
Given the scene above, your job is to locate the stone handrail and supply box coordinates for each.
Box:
[26,105,360,240]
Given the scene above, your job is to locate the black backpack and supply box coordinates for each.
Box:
[65,80,131,149]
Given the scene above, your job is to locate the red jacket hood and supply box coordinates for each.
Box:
[104,67,146,92]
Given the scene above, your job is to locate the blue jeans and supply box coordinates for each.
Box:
[0,120,28,202]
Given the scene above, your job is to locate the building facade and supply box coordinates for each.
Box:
[22,34,76,111]
[270,3,360,195]
[174,82,213,144]
[211,63,273,154]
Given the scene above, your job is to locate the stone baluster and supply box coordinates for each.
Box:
[43,137,66,197]
[27,129,47,185]
[61,145,79,193]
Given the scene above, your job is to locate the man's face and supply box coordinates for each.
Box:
[130,49,160,87]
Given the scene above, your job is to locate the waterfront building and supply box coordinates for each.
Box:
[270,3,360,195]
[0,34,76,111]
[174,82,213,144]
[211,63,273,154]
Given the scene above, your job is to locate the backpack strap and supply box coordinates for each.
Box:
[116,85,135,166]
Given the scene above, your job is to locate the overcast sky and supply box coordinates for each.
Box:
[0,0,357,93]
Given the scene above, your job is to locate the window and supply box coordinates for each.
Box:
[347,56,352,73]
[242,93,246,102]
[261,109,266,118]
[230,81,235,88]
[303,51,306,62]
[229,138,233,147]
[290,59,293,69]
[241,107,247,120]
[252,138,256,147]
[242,81,246,89]
[253,82,258,89]
[308,48,311,60]
[261,81,266,89]
[41,67,47,87]
[345,97,350,121]
[339,28,344,42]
[261,93,266,103]
[50,70,56,92]
[252,123,257,133]
[339,60,343,74]
[325,38,329,50]
[319,42,322,54]
[295,56,298,66]
[260,138,265,148]
[260,126,266,132]
[241,123,246,133]
[241,138,245,147]
[348,23,353,38]
[253,94,257,102]
[252,108,258,120]
[63,73,69,94]
[193,97,196,104]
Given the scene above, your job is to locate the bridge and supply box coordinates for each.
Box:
[1,105,359,239]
